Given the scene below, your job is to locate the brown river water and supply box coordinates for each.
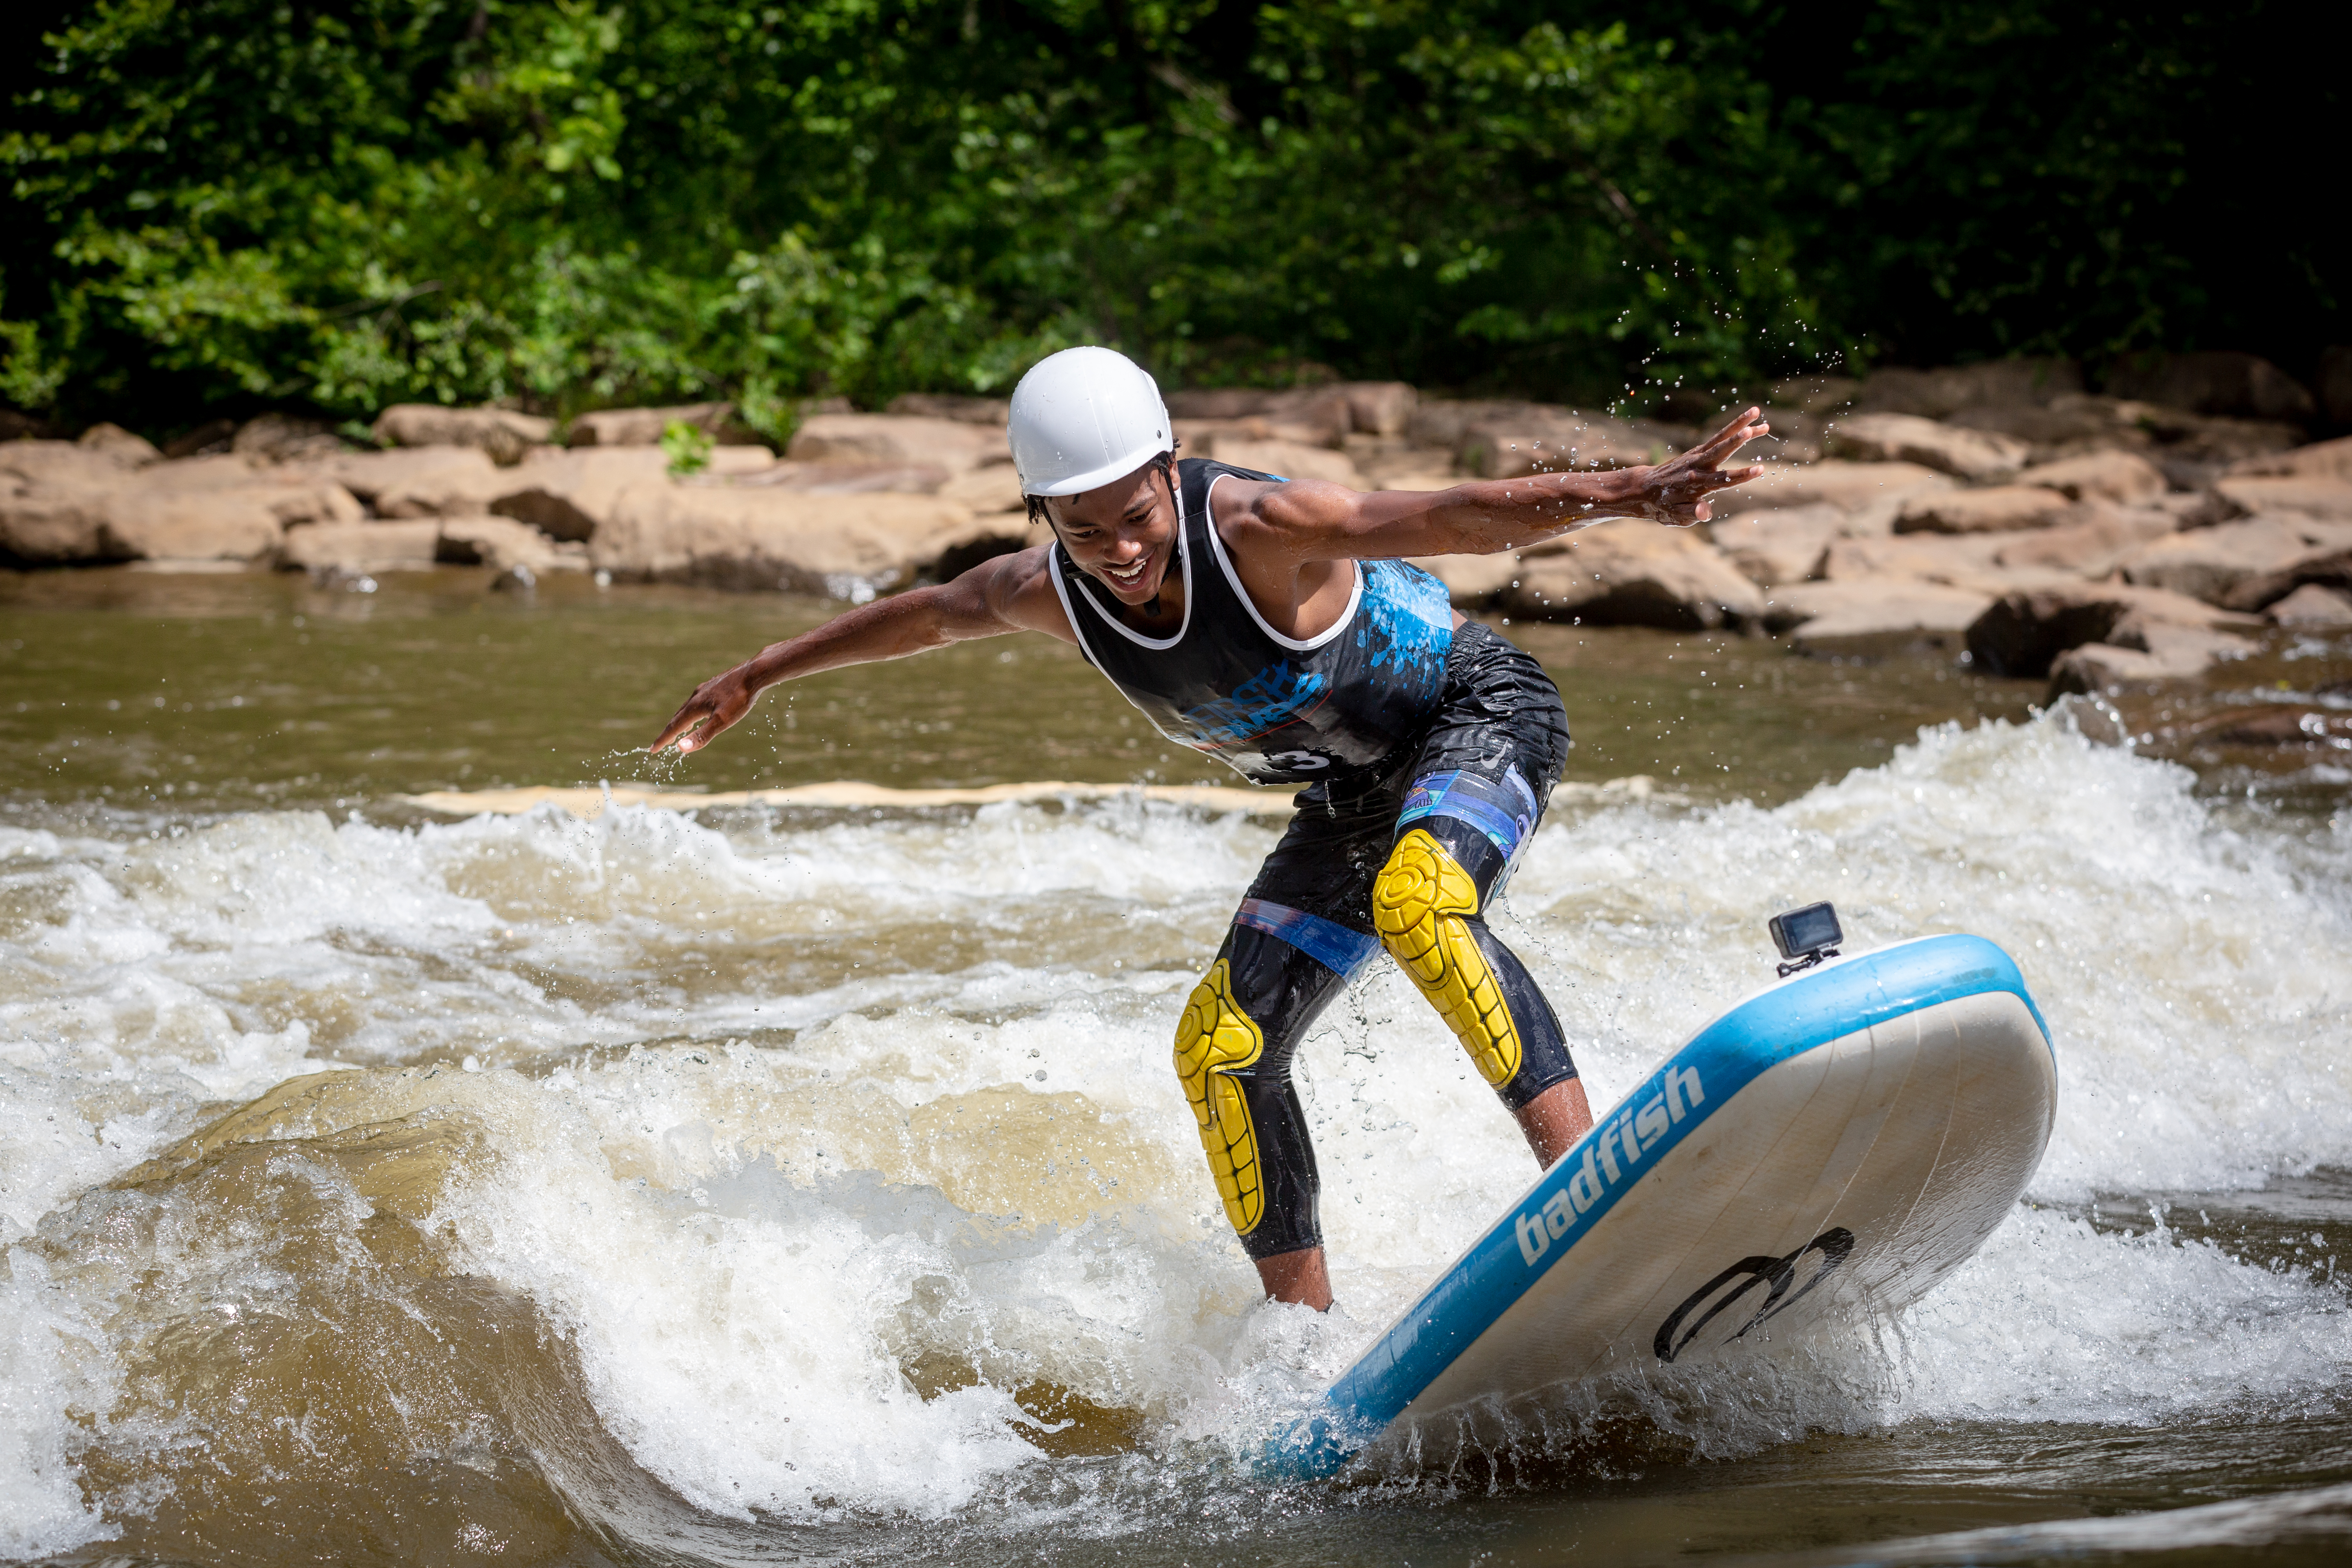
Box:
[2,566,2349,1567]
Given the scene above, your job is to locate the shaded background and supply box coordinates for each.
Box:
[1,0,2341,437]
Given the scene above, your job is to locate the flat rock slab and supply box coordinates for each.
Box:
[1764,578,1993,658]
[2014,449,2167,504]
[372,405,554,465]
[1967,582,2264,677]
[1825,412,2030,481]
[279,520,443,572]
[1895,485,2076,535]
[1716,460,1953,515]
[787,413,1009,475]
[2214,476,2352,523]
[1210,438,1363,487]
[1709,503,1846,586]
[1990,505,2177,576]
[590,485,994,596]
[3,470,360,564]
[1457,413,1686,479]
[568,401,736,447]
[1501,518,1764,629]
[2122,517,2318,605]
[2268,583,2352,626]
[2229,434,2352,484]
[303,445,508,516]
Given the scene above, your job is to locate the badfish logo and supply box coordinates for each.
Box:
[1515,1063,1705,1267]
[1651,1228,1855,1363]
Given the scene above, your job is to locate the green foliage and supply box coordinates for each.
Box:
[660,417,712,475]
[1,0,2337,435]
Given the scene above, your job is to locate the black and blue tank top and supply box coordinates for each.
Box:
[1048,457,1456,786]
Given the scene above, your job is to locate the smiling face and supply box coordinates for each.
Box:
[1040,460,1178,608]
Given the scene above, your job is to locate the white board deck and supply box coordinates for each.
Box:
[1278,932,2055,1475]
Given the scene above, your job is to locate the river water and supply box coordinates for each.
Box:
[3,568,2349,1567]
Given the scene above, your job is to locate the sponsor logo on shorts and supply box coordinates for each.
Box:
[1514,1063,1705,1267]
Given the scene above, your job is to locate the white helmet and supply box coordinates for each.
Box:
[1007,346,1174,497]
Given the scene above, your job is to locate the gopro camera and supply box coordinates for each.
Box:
[1769,902,1843,978]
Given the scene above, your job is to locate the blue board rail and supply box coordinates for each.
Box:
[1268,933,2049,1478]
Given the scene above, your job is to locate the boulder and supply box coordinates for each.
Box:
[98,492,294,562]
[1709,503,1845,586]
[1966,582,2262,677]
[786,413,1007,475]
[1715,459,1953,515]
[1990,506,2176,577]
[589,486,993,595]
[2103,351,2317,423]
[278,520,442,573]
[2212,476,2352,523]
[1211,439,1363,487]
[1944,394,2156,462]
[1853,359,2083,418]
[567,401,738,448]
[232,413,345,463]
[1764,579,1994,657]
[885,393,1013,425]
[1823,412,2030,481]
[1409,553,1519,605]
[308,446,509,517]
[1,438,144,489]
[77,422,162,466]
[737,459,950,495]
[1164,385,1355,446]
[1407,398,1543,450]
[2048,622,2257,696]
[2121,517,2316,604]
[1343,382,1418,437]
[2268,583,2352,627]
[1,456,359,564]
[1894,486,2076,535]
[1819,533,2072,596]
[1498,519,1765,630]
[1458,411,1685,480]
[2047,643,2173,694]
[2015,449,2167,504]
[488,448,671,541]
[1358,454,1461,491]
[2221,545,2352,613]
[371,404,555,465]
[936,464,1026,514]
[2226,434,2352,484]
[435,515,581,573]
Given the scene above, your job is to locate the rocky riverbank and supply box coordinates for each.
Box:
[6,352,2349,703]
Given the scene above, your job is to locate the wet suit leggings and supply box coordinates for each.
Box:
[1171,622,1578,1260]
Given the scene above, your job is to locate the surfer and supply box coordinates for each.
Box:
[652,348,1766,1309]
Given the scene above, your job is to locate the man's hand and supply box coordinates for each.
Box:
[650,665,757,755]
[1603,406,1770,527]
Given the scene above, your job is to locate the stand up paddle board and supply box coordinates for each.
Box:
[1275,923,2055,1475]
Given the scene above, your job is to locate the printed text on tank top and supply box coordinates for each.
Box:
[1049,458,1455,787]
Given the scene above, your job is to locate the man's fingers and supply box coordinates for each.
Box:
[1693,407,1767,461]
[649,696,721,754]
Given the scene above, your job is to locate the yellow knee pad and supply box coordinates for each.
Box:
[1173,958,1267,1237]
[1373,828,1523,1089]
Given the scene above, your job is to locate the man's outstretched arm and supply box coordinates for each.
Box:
[648,543,1071,755]
[1246,407,1772,564]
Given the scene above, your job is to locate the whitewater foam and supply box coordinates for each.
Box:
[2,713,2348,1554]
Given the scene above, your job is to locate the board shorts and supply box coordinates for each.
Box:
[1173,619,1578,1259]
